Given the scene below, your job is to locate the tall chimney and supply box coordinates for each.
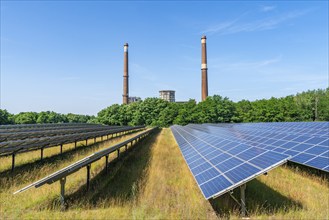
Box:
[123,43,129,104]
[201,35,208,101]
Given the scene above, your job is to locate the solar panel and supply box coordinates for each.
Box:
[171,125,290,199]
[188,122,329,172]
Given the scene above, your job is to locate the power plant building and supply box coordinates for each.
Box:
[159,90,175,102]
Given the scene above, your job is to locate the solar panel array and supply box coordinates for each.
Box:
[171,125,290,199]
[0,124,144,156]
[189,122,329,172]
[14,127,157,195]
[0,123,97,130]
[0,125,120,141]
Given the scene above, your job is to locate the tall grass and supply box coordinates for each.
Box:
[1,128,328,219]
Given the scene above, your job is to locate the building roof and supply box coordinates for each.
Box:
[159,90,175,92]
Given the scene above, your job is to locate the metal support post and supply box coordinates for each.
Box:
[240,183,246,217]
[86,139,88,146]
[125,145,127,151]
[105,155,109,174]
[11,154,15,172]
[60,177,66,211]
[117,149,120,158]
[74,141,77,149]
[94,137,96,143]
[86,164,91,191]
[41,148,44,160]
[60,144,63,154]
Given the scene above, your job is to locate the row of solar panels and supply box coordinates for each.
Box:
[0,123,101,134]
[14,127,157,194]
[0,125,120,141]
[208,122,328,138]
[0,122,97,129]
[196,123,329,172]
[170,122,328,200]
[0,126,144,156]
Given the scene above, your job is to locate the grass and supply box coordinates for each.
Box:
[0,128,328,219]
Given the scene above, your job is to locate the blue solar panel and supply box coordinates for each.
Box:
[171,125,290,199]
[187,122,329,172]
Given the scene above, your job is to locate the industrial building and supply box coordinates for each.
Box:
[128,96,141,103]
[159,90,175,102]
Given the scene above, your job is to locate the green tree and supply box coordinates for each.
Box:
[14,112,38,124]
[0,109,14,125]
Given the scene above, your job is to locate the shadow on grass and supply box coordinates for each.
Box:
[0,130,142,188]
[286,161,329,182]
[209,178,303,218]
[42,128,161,210]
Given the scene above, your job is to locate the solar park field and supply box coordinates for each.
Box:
[0,122,328,219]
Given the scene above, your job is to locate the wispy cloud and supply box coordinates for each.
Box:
[202,9,311,36]
[261,5,276,12]
[202,12,248,35]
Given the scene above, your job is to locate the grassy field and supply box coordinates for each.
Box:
[1,128,328,219]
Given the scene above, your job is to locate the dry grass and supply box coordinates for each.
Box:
[0,128,328,219]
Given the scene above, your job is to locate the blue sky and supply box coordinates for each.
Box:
[1,1,328,115]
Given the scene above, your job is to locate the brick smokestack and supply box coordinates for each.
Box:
[123,43,129,104]
[201,35,208,101]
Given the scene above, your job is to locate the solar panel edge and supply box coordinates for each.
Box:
[170,126,209,199]
[289,158,329,173]
[208,158,289,199]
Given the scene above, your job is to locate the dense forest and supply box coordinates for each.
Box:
[1,88,328,127]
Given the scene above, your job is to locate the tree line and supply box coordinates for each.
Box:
[0,111,95,125]
[1,88,328,126]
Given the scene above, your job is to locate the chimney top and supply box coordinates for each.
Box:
[201,35,207,39]
[124,43,129,47]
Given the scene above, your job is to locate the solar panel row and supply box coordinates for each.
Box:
[0,126,144,156]
[14,127,158,210]
[0,123,97,131]
[189,122,329,172]
[171,125,290,199]
[0,125,119,141]
[0,124,101,134]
